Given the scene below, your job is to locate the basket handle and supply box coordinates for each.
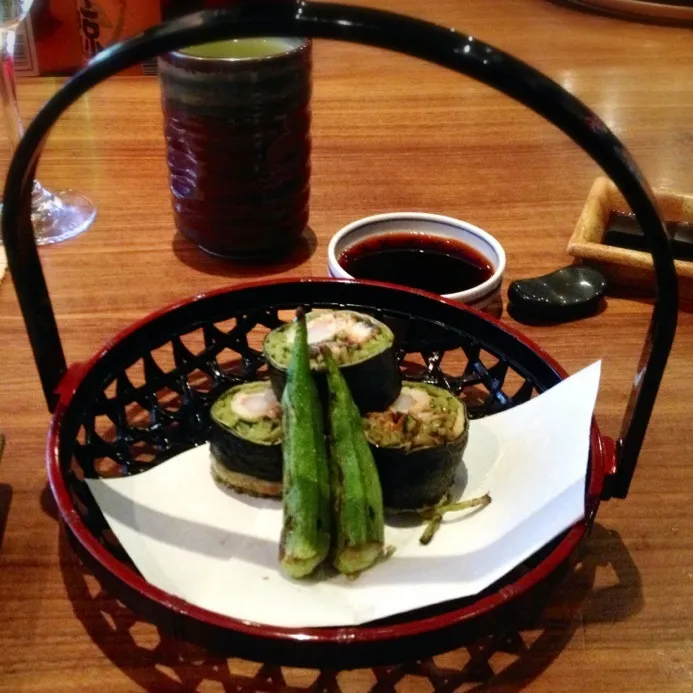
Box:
[2,1,677,499]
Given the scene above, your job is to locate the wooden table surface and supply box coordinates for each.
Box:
[1,0,692,690]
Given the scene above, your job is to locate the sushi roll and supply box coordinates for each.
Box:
[210,381,283,498]
[363,381,469,511]
[263,309,400,412]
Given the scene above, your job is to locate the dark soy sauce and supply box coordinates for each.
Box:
[604,211,693,261]
[339,232,494,294]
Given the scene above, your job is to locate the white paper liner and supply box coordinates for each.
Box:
[87,361,601,628]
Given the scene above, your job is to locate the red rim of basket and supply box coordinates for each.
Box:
[46,276,606,646]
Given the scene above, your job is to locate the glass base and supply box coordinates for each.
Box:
[31,186,96,246]
[0,184,96,247]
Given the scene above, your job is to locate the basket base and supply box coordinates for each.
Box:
[59,520,627,688]
[62,515,589,669]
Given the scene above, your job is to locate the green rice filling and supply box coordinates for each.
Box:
[363,382,465,451]
[263,310,393,370]
[226,418,281,445]
[210,382,282,445]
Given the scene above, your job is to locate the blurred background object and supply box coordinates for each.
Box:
[15,0,81,75]
[17,2,297,77]
[554,0,693,26]
[76,0,162,75]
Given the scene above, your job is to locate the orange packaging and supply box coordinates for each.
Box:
[16,0,83,76]
[16,0,164,77]
[76,0,162,75]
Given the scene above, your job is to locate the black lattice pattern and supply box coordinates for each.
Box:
[71,565,532,692]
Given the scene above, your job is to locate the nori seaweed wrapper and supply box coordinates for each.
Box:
[209,383,283,496]
[369,429,469,511]
[364,381,469,511]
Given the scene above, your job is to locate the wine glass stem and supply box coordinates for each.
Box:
[0,19,95,246]
[0,27,53,209]
[0,28,24,152]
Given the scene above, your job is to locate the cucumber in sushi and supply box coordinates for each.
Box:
[363,381,469,511]
[210,381,283,498]
[263,309,400,413]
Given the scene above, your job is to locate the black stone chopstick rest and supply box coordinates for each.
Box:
[507,265,607,323]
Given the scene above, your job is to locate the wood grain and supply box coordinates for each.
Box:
[1,0,692,690]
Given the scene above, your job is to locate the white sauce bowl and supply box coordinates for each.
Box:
[327,212,506,311]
